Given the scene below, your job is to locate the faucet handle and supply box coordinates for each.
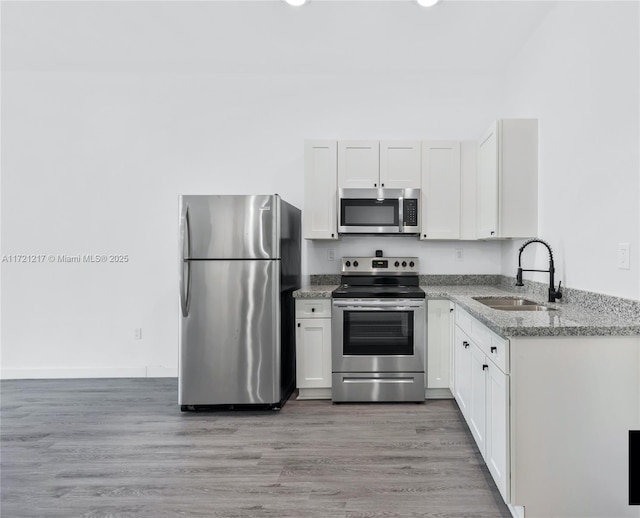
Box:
[555,281,563,300]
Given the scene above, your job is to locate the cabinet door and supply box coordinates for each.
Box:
[427,300,451,389]
[476,119,538,239]
[421,141,461,240]
[296,318,332,389]
[338,141,380,189]
[460,141,478,240]
[500,119,538,238]
[468,342,488,457]
[453,327,472,419]
[477,122,499,239]
[486,361,509,502]
[380,141,421,189]
[303,140,338,240]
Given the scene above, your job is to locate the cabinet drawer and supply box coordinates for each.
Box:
[456,306,509,374]
[295,299,331,318]
[455,306,475,336]
[475,325,509,374]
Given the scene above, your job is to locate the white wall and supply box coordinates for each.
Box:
[2,1,637,379]
[1,1,512,379]
[498,1,640,300]
[1,69,503,379]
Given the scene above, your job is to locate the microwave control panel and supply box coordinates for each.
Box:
[404,199,418,226]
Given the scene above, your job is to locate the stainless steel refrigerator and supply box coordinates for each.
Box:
[178,194,301,410]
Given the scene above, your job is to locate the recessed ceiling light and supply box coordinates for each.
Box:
[416,0,440,7]
[284,0,308,6]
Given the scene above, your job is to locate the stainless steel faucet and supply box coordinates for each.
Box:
[515,238,563,303]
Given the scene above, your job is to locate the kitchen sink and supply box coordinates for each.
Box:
[490,305,556,311]
[473,297,557,311]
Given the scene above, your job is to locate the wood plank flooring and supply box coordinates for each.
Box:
[1,378,511,518]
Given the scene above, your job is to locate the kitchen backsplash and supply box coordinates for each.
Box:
[309,274,501,286]
[309,274,640,321]
[500,276,640,321]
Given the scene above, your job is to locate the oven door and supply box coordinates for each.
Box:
[332,299,426,373]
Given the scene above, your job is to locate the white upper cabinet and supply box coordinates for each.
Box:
[338,140,380,188]
[477,123,500,238]
[379,141,422,189]
[460,141,478,240]
[477,119,538,239]
[338,140,421,189]
[303,140,338,240]
[420,141,461,240]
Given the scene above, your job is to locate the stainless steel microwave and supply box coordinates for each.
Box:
[338,188,420,235]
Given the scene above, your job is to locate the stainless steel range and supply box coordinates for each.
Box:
[331,256,426,403]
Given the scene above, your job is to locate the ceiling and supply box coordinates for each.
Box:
[2,1,557,74]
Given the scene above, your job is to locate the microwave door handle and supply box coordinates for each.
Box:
[398,197,404,233]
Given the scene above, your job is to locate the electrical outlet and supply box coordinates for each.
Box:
[618,243,630,270]
[455,248,464,262]
[134,328,143,340]
[327,249,336,261]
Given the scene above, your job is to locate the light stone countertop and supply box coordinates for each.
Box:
[293,284,640,337]
[293,285,338,299]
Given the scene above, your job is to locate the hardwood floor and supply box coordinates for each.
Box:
[1,378,511,518]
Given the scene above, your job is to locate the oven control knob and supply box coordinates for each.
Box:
[409,261,415,268]
[402,261,407,267]
[353,261,359,267]
[394,261,400,267]
[345,261,351,267]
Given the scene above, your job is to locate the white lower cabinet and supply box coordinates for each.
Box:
[453,327,472,418]
[485,360,509,499]
[295,299,332,399]
[426,300,454,398]
[453,306,640,517]
[468,341,488,455]
[454,307,510,504]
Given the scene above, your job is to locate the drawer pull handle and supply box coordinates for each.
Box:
[343,377,413,384]
[463,341,469,349]
[311,308,315,312]
[482,364,488,371]
[491,346,497,353]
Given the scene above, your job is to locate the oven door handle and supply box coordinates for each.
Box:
[338,307,417,311]
[333,299,425,310]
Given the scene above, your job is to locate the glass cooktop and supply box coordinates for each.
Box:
[332,285,425,299]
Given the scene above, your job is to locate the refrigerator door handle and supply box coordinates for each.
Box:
[180,205,191,317]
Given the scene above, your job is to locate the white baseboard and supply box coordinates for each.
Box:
[1,366,177,380]
[425,387,454,399]
[296,387,332,400]
[145,366,178,378]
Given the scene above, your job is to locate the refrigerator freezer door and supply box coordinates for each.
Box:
[179,260,280,406]
[180,195,279,260]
